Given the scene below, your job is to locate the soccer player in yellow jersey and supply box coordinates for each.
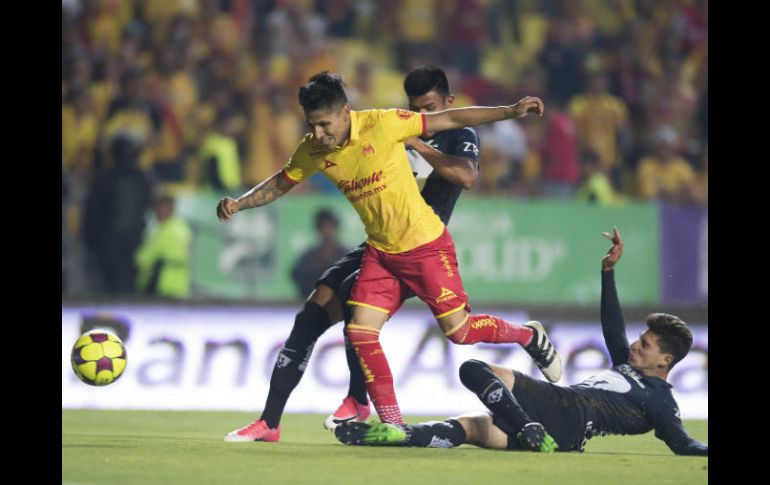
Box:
[217,72,559,427]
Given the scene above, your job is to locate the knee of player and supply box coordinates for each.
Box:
[446,331,471,345]
[459,359,489,385]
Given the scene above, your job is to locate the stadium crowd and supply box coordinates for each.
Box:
[62,0,707,296]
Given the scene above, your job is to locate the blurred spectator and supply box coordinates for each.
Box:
[575,150,627,206]
[62,88,99,175]
[291,209,350,299]
[266,0,327,59]
[244,85,303,186]
[197,108,244,192]
[476,119,527,194]
[635,126,695,203]
[541,97,580,199]
[568,70,630,181]
[645,58,697,137]
[392,0,441,71]
[317,0,357,38]
[101,68,160,171]
[441,0,488,75]
[148,44,196,182]
[538,18,587,106]
[686,146,708,206]
[83,136,153,294]
[135,193,192,299]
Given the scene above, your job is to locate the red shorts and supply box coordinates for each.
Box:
[348,228,471,318]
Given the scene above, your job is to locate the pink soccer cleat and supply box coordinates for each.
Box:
[323,396,371,431]
[223,419,280,442]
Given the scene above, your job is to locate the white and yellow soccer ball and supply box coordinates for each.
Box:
[70,329,127,386]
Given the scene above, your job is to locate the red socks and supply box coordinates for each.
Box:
[445,314,533,346]
[347,324,404,425]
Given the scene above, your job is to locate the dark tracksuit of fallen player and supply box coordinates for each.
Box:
[259,127,480,427]
[455,270,708,455]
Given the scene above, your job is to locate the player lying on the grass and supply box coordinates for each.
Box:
[335,227,708,456]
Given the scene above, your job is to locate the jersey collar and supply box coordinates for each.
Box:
[337,110,359,149]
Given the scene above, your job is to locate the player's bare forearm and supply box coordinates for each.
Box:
[410,140,477,189]
[424,97,544,133]
[216,171,294,222]
[239,171,294,209]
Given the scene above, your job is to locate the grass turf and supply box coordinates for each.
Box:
[62,410,707,485]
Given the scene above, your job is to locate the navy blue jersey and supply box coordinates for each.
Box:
[567,271,707,455]
[407,127,480,225]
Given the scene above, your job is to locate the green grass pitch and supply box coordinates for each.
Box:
[62,410,707,484]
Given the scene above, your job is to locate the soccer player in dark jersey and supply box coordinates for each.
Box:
[335,227,708,456]
[219,71,558,441]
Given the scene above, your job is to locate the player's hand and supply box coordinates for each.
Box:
[217,197,240,222]
[308,133,334,156]
[511,96,544,118]
[404,137,426,151]
[601,227,623,271]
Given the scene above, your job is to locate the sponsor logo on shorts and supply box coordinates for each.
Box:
[435,287,458,304]
[439,250,454,277]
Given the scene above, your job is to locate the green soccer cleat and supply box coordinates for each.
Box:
[362,423,408,446]
[516,422,558,453]
[334,422,408,446]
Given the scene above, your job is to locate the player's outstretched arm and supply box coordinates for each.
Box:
[216,170,295,222]
[406,137,478,189]
[423,96,544,134]
[600,227,630,366]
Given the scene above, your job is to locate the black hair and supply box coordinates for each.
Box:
[403,65,451,98]
[298,72,348,113]
[645,313,693,370]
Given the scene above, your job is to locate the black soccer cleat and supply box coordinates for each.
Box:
[334,421,372,446]
[516,422,557,452]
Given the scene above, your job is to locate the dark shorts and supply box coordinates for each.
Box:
[316,244,366,293]
[494,371,589,452]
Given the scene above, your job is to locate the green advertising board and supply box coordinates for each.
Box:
[177,193,659,305]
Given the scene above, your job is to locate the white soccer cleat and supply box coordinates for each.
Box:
[523,321,562,383]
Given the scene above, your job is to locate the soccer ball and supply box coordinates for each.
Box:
[70,329,127,386]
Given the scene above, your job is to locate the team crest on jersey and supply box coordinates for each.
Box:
[362,143,375,157]
[396,109,413,119]
[324,159,337,169]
